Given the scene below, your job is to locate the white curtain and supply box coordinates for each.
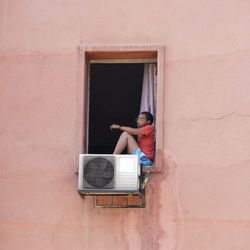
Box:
[140,63,157,124]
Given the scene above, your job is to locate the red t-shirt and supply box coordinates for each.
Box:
[137,125,155,161]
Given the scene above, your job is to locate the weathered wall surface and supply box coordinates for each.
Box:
[1,1,250,249]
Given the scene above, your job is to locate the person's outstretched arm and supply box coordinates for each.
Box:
[110,124,145,136]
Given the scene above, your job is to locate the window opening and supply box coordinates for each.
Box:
[88,63,145,154]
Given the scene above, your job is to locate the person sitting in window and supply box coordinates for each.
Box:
[110,111,155,167]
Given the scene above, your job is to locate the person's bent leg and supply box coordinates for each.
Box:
[113,131,139,154]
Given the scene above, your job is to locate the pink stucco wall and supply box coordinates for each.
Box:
[1,1,250,249]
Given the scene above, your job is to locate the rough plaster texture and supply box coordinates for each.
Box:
[1,0,250,249]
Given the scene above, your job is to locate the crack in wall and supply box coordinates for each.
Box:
[170,112,250,125]
[73,0,84,44]
[168,157,185,250]
[0,0,7,50]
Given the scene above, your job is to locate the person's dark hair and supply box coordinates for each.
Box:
[140,111,154,125]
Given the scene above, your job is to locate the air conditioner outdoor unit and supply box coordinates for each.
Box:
[78,154,140,195]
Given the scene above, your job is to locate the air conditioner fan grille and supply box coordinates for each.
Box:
[84,157,114,188]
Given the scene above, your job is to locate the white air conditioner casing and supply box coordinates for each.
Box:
[78,154,140,194]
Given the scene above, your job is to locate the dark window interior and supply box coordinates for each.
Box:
[88,63,144,154]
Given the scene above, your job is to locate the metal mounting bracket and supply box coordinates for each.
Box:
[93,166,152,208]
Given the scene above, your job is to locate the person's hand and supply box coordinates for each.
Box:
[110,124,120,130]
